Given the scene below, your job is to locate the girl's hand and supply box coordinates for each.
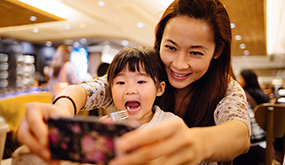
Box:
[17,102,73,163]
[109,120,207,165]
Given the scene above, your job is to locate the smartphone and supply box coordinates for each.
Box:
[47,115,137,164]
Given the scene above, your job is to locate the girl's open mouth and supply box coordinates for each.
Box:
[125,101,141,112]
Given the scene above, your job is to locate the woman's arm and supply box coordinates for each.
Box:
[110,119,250,165]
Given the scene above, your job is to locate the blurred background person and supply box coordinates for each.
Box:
[47,45,81,98]
[234,69,270,165]
[96,62,110,77]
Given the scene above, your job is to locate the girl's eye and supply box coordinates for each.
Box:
[137,81,146,84]
[116,81,125,85]
[191,51,204,56]
[165,45,176,51]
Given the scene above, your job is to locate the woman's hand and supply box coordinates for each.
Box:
[110,120,206,165]
[109,119,250,165]
[17,102,73,163]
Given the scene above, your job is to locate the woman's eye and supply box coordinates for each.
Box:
[137,81,146,84]
[165,45,176,51]
[191,51,203,56]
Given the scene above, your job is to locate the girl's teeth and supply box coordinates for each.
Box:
[126,105,140,111]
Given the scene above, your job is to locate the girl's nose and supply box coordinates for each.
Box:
[125,84,138,95]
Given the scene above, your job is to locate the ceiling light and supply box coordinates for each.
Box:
[98,1,105,6]
[45,41,52,47]
[230,23,235,29]
[80,38,87,44]
[73,42,80,47]
[243,50,250,55]
[121,40,129,46]
[235,35,241,41]
[30,16,37,21]
[33,28,39,33]
[65,24,71,30]
[80,23,87,28]
[136,22,144,28]
[239,43,246,49]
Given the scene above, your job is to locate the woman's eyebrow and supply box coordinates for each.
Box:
[165,39,208,50]
[165,39,178,46]
[190,45,208,50]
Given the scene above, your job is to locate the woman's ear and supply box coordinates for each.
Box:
[213,41,225,59]
[156,81,166,97]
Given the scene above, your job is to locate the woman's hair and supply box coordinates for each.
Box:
[154,0,233,127]
[50,45,71,77]
[107,46,166,89]
[240,69,261,90]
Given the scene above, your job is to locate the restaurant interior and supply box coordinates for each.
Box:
[0,0,285,164]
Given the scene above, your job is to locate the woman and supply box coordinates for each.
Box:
[17,0,250,164]
[47,45,81,97]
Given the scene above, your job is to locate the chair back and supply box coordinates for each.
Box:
[254,103,285,165]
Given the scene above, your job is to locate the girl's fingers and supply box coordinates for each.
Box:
[17,116,51,162]
[25,103,49,146]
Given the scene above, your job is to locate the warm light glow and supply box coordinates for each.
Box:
[158,0,174,7]
[272,79,282,85]
[267,0,273,55]
[18,0,72,19]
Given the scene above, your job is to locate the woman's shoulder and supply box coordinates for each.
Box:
[226,77,246,96]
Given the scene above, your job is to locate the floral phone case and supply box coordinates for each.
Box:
[47,115,136,164]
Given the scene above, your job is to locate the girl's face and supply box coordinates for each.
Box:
[111,65,165,125]
[160,16,216,89]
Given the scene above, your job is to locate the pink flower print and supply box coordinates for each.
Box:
[49,128,59,143]
[70,123,81,133]
[81,135,95,152]
[92,149,105,163]
[61,143,68,150]
[103,136,114,151]
[84,148,106,163]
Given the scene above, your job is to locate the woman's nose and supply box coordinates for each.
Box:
[172,52,189,69]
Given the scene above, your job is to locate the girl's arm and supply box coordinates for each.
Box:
[17,85,87,163]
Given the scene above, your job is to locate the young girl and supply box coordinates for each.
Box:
[104,46,184,128]
[18,0,251,164]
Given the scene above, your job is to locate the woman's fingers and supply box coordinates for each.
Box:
[111,120,192,165]
[118,120,184,153]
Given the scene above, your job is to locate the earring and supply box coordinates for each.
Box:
[213,56,218,59]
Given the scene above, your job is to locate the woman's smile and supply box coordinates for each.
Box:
[170,68,192,80]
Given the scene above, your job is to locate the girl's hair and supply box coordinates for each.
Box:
[240,69,261,90]
[50,45,71,77]
[107,46,166,88]
[154,0,234,127]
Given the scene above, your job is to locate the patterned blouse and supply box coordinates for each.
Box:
[80,75,251,165]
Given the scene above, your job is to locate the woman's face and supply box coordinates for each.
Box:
[160,16,216,89]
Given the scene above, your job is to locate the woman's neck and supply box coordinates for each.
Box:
[174,86,192,116]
